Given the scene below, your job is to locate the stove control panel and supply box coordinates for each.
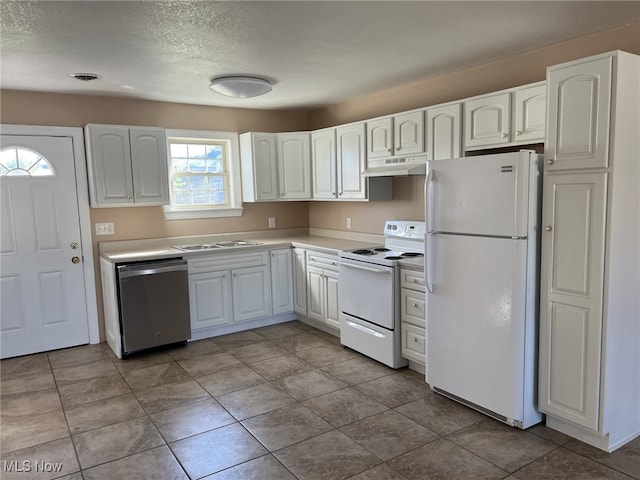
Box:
[384,220,426,240]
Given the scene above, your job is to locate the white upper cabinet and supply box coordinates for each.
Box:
[367,112,424,160]
[394,111,425,156]
[426,103,462,160]
[513,83,546,144]
[311,128,337,199]
[277,132,311,200]
[336,123,367,200]
[240,132,278,202]
[464,92,511,149]
[463,82,546,151]
[85,124,169,207]
[545,57,612,171]
[367,117,393,160]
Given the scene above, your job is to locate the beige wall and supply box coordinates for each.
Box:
[306,22,640,234]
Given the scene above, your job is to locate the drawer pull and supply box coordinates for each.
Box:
[412,303,418,308]
[412,337,418,343]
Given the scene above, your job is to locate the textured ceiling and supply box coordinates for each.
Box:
[1,1,638,110]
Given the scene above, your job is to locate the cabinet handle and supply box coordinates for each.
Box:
[412,337,418,343]
[412,278,417,283]
[332,262,337,266]
[412,303,418,308]
[128,196,133,202]
[547,159,555,165]
[501,133,508,138]
[271,253,276,257]
[545,226,552,232]
[223,274,227,278]
[515,131,522,136]
[233,273,238,277]
[387,148,392,153]
[396,147,401,152]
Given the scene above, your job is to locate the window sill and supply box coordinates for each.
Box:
[163,206,243,220]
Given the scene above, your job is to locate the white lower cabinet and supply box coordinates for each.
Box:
[189,271,232,330]
[302,249,340,330]
[188,250,274,334]
[292,248,307,315]
[400,267,426,365]
[270,249,294,315]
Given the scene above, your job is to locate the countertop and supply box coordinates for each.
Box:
[99,229,424,271]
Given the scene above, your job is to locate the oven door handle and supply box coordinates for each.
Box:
[345,320,385,338]
[340,262,391,274]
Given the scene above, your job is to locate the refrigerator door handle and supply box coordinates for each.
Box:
[425,168,434,233]
[425,168,434,294]
[426,232,433,294]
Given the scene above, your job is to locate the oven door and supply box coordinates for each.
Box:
[338,258,395,330]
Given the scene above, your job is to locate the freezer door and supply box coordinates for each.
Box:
[426,152,536,237]
[426,234,529,422]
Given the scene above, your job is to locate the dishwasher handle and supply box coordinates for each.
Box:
[117,259,187,279]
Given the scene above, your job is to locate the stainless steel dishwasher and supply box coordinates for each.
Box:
[117,258,191,356]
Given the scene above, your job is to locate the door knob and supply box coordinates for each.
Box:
[71,256,81,264]
[70,242,79,249]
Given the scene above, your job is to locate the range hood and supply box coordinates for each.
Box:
[362,155,427,177]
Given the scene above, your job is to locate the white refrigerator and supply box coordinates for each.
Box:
[424,150,543,429]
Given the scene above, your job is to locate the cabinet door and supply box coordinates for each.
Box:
[394,111,424,156]
[336,123,366,200]
[539,172,607,430]
[292,248,307,315]
[513,84,546,144]
[306,265,325,323]
[464,92,511,149]
[277,133,311,199]
[426,103,461,160]
[324,269,340,329]
[232,265,272,322]
[367,117,393,159]
[86,125,134,206]
[242,133,278,201]
[546,57,612,171]
[129,127,169,205]
[189,271,232,330]
[311,129,337,199]
[270,249,294,315]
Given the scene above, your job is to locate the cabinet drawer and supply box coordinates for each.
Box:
[307,251,339,271]
[188,250,269,273]
[401,268,425,291]
[402,322,426,364]
[401,288,426,327]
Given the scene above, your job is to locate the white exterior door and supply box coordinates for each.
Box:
[1,135,90,358]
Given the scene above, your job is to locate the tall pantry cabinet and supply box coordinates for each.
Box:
[538,51,639,452]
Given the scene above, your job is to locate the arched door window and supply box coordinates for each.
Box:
[0,146,55,177]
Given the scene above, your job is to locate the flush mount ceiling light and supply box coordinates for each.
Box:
[209,76,272,98]
[70,72,102,81]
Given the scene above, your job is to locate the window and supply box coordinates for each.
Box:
[0,147,55,177]
[163,130,242,219]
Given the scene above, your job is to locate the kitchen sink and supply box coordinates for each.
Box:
[172,240,262,251]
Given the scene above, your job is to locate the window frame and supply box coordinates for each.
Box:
[163,129,243,220]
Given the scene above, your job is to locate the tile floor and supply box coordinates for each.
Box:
[1,320,638,480]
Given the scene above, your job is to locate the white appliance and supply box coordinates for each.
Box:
[425,150,543,429]
[339,220,425,368]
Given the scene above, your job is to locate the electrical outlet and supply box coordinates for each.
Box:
[268,217,276,229]
[346,217,352,229]
[95,222,115,235]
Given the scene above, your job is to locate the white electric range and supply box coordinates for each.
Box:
[338,220,425,368]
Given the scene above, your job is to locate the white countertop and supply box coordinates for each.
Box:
[99,229,384,264]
